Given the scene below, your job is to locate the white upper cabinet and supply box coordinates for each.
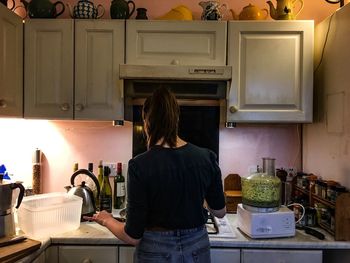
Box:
[24,19,74,119]
[0,5,23,117]
[126,20,227,66]
[227,21,314,123]
[75,20,124,120]
[24,20,125,120]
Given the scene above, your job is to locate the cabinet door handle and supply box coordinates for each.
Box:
[171,59,179,65]
[75,103,84,111]
[60,103,70,111]
[229,106,237,113]
[81,258,92,263]
[0,99,7,108]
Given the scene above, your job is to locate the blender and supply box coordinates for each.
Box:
[237,158,295,238]
[0,178,25,237]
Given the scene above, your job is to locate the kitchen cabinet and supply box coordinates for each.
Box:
[58,245,118,263]
[241,249,322,263]
[31,251,46,263]
[24,20,124,120]
[210,248,240,263]
[0,4,23,118]
[227,21,313,123]
[126,20,227,66]
[24,20,74,119]
[119,246,134,263]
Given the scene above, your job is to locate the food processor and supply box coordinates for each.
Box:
[237,158,295,238]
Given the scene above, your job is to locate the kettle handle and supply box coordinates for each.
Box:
[11,183,25,209]
[127,0,135,19]
[71,169,100,199]
[293,0,304,17]
[53,1,65,18]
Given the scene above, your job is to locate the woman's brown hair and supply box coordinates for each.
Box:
[142,87,180,149]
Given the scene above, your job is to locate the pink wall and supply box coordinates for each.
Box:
[0,119,300,192]
[0,0,344,192]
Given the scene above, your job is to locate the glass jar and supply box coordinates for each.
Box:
[241,172,281,212]
[315,180,323,197]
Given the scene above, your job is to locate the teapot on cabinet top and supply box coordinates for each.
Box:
[266,0,303,20]
[110,0,135,19]
[20,0,65,18]
[230,3,268,20]
[67,0,105,19]
[199,1,227,20]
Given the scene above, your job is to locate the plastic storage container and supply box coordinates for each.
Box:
[17,192,82,237]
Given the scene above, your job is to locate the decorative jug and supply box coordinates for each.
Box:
[110,0,135,19]
[20,0,65,18]
[67,0,105,19]
[135,7,147,19]
[199,1,227,21]
[0,0,16,10]
[266,0,303,20]
[230,3,268,20]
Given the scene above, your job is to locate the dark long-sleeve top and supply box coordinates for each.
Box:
[124,143,226,239]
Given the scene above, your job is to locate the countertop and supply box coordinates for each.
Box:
[18,214,350,262]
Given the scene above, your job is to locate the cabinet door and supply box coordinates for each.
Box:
[126,20,227,66]
[24,19,74,119]
[241,249,322,263]
[59,245,118,263]
[119,246,135,263]
[0,5,23,117]
[227,21,313,123]
[210,248,240,263]
[75,20,124,120]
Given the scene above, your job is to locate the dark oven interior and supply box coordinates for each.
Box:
[125,79,226,160]
[132,105,220,160]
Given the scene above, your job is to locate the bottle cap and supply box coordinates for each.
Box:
[104,166,111,176]
[117,162,122,173]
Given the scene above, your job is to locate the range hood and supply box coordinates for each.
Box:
[120,64,232,122]
[120,64,231,102]
[120,64,232,81]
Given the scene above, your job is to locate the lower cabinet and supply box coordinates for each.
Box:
[241,249,322,263]
[211,248,240,263]
[58,245,118,263]
[119,246,135,263]
[42,245,328,263]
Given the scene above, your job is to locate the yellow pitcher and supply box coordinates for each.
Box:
[266,0,303,20]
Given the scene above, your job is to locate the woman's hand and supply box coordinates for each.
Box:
[83,210,113,226]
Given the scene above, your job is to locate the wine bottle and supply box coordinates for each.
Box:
[99,166,112,213]
[73,162,79,172]
[97,160,103,187]
[114,162,125,209]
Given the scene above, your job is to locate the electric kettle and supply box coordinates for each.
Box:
[65,169,100,219]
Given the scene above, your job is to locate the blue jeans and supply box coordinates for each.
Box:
[134,225,211,263]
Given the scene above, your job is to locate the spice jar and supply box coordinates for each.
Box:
[326,180,338,201]
[305,207,316,227]
[315,180,323,197]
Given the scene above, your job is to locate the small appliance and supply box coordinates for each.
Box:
[237,203,295,238]
[0,180,25,237]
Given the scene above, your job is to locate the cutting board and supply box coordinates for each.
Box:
[0,237,41,263]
